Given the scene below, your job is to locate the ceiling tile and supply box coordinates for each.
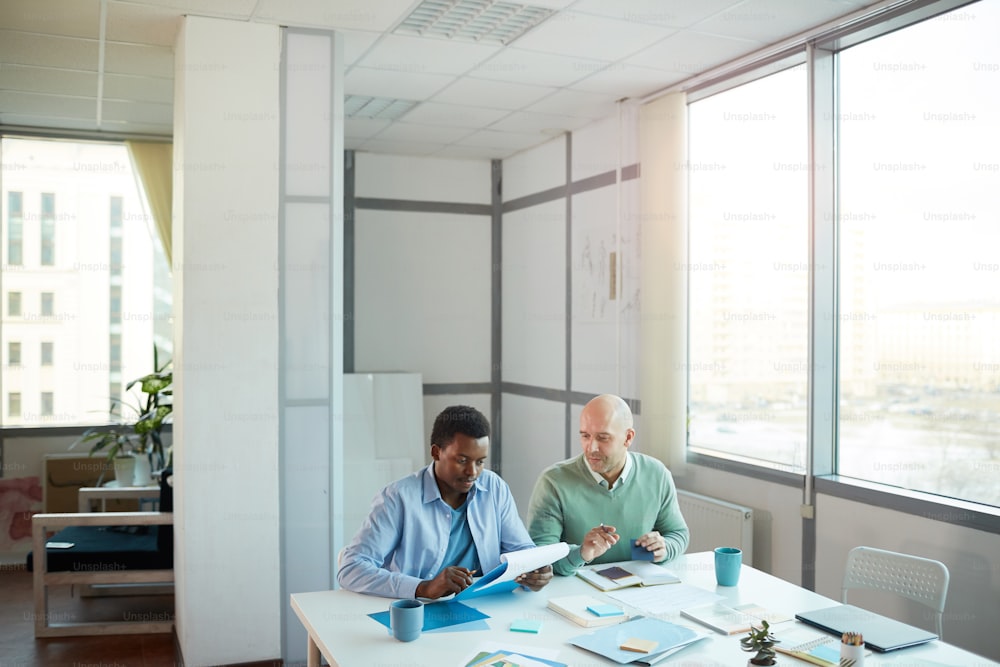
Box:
[354,34,502,77]
[400,101,511,129]
[106,1,182,47]
[469,49,606,88]
[569,62,680,98]
[525,88,620,118]
[345,117,392,140]
[118,0,258,21]
[102,73,173,105]
[455,128,548,152]
[344,66,453,100]
[488,110,590,134]
[251,0,416,31]
[101,98,173,125]
[570,0,745,28]
[356,139,442,157]
[0,0,101,39]
[0,64,97,98]
[375,121,476,144]
[104,42,173,78]
[695,0,860,43]
[433,143,510,160]
[625,29,763,75]
[340,29,381,67]
[512,11,673,62]
[430,77,552,111]
[0,31,99,70]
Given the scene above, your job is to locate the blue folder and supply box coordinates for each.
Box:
[569,616,702,664]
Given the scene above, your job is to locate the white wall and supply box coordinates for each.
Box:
[173,16,281,666]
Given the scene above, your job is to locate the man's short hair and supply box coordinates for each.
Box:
[431,405,490,448]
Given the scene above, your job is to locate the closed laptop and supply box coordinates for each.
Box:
[795,604,938,652]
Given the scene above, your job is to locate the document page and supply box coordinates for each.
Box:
[455,542,569,600]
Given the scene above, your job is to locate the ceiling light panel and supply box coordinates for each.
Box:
[344,95,417,120]
[394,0,554,44]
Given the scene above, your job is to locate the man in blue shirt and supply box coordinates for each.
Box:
[338,405,553,599]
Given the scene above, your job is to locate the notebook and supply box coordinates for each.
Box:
[795,604,938,652]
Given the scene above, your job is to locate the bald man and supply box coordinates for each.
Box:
[527,394,689,575]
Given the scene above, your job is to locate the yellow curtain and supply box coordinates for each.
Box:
[126,141,173,265]
[638,92,689,473]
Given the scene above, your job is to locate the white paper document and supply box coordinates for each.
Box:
[606,582,724,615]
[455,542,569,600]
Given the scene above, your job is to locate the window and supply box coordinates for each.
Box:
[685,0,1000,509]
[687,65,809,472]
[8,341,21,366]
[41,292,54,317]
[8,291,21,317]
[7,191,23,266]
[0,137,173,426]
[40,192,55,266]
[836,2,1000,506]
[8,392,20,418]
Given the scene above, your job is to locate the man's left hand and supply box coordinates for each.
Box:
[635,531,667,562]
[515,564,553,591]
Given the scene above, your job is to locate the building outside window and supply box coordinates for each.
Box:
[7,191,22,266]
[0,137,173,426]
[8,341,21,367]
[8,392,21,418]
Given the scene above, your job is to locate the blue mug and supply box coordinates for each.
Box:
[714,547,742,586]
[389,598,423,642]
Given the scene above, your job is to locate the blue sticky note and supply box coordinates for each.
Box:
[511,618,543,633]
[631,540,656,561]
[587,603,625,617]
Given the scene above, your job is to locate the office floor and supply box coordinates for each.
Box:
[0,563,179,667]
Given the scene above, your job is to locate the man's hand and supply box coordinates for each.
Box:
[580,523,619,563]
[515,564,553,591]
[635,530,667,562]
[414,566,476,599]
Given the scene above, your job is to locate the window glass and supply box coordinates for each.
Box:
[8,392,21,418]
[0,137,173,426]
[7,191,22,266]
[687,65,809,471]
[837,2,1000,506]
[8,341,21,366]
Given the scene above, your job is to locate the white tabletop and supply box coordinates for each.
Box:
[290,551,997,667]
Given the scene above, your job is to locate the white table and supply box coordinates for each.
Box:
[77,484,161,512]
[290,551,997,667]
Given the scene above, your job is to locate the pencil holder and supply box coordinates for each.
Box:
[840,641,865,666]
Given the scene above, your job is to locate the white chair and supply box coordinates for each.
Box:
[841,546,949,638]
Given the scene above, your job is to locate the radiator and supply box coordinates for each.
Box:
[677,490,754,564]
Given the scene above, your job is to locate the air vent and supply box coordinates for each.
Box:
[394,0,554,45]
[344,96,418,120]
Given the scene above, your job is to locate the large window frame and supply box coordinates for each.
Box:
[684,0,1000,531]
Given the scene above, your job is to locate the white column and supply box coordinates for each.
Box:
[173,16,282,666]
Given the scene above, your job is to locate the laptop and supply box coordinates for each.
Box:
[795,604,938,652]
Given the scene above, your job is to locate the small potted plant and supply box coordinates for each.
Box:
[71,351,172,486]
[741,620,780,666]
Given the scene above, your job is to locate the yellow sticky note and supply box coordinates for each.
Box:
[619,637,658,653]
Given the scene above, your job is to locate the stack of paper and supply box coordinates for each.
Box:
[547,594,629,628]
[680,602,793,635]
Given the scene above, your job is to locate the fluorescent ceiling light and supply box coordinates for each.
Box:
[344,96,418,120]
[394,0,554,45]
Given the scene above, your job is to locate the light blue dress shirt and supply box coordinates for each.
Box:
[337,463,536,598]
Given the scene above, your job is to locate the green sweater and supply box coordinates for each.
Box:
[527,452,690,576]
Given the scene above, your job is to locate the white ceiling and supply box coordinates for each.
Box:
[0,0,879,159]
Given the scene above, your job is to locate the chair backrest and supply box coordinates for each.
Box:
[841,546,949,638]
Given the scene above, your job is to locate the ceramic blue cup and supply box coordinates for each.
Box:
[714,546,742,586]
[389,598,423,642]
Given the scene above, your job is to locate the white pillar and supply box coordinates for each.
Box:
[173,16,282,666]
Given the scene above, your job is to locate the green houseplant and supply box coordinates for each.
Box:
[741,620,780,666]
[71,352,172,485]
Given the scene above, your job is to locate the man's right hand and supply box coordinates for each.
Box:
[580,523,619,563]
[414,566,476,599]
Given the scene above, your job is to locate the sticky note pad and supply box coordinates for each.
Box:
[586,603,625,617]
[510,618,542,633]
[620,637,659,653]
